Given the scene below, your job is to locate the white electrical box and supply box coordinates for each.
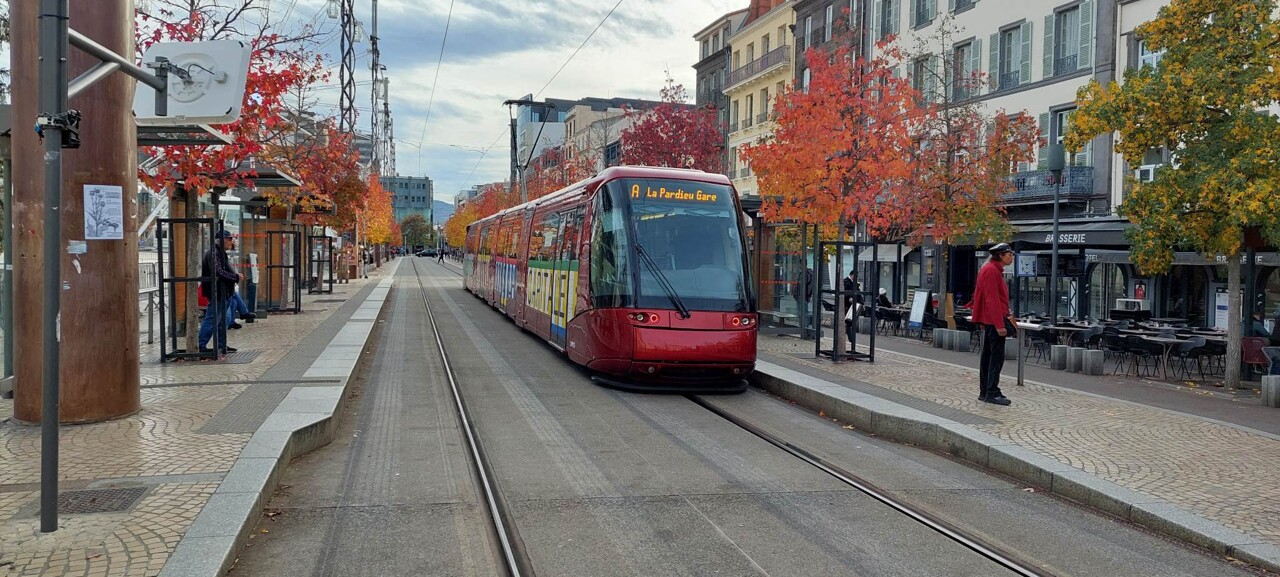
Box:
[133,40,252,126]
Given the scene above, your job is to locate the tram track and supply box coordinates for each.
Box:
[424,254,1051,576]
[409,258,531,577]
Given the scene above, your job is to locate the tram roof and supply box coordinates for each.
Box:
[491,165,733,221]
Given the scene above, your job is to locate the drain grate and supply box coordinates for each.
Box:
[57,487,149,514]
[313,299,347,303]
[221,350,262,364]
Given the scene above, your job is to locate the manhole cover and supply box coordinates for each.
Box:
[57,487,149,514]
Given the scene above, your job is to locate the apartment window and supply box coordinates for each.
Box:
[804,16,812,51]
[778,25,787,45]
[952,42,972,100]
[762,34,771,54]
[803,68,812,93]
[729,146,738,175]
[731,100,740,131]
[713,34,721,52]
[759,88,770,123]
[702,39,710,59]
[745,95,755,128]
[1054,7,1080,75]
[877,0,897,40]
[747,43,755,62]
[953,0,975,11]
[911,0,935,28]
[911,57,928,95]
[733,51,741,69]
[825,5,834,42]
[994,24,1026,91]
[1137,40,1164,68]
[1051,108,1091,166]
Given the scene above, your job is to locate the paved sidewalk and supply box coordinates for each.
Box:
[0,261,399,577]
[758,333,1280,564]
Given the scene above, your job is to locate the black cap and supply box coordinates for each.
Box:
[988,242,1013,256]
[216,229,234,239]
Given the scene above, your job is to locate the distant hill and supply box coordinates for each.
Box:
[433,200,455,224]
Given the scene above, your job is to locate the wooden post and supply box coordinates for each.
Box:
[13,0,140,423]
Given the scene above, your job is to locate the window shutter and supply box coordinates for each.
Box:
[948,0,955,12]
[1037,112,1050,169]
[926,55,940,101]
[1019,21,1033,85]
[1043,14,1055,79]
[931,0,938,21]
[988,33,999,90]
[1078,0,1094,70]
[871,0,880,40]
[969,38,983,95]
[890,0,900,36]
[1125,34,1139,70]
[909,0,916,28]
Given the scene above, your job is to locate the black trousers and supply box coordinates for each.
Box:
[979,324,1006,399]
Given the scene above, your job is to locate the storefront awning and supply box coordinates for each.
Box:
[1012,219,1132,247]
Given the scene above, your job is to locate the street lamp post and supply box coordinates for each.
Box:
[1046,143,1065,322]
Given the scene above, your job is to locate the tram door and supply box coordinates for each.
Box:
[551,207,583,348]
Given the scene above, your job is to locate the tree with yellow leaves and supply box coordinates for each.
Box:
[1067,0,1280,388]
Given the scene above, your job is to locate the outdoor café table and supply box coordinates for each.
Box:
[1044,324,1092,347]
[1140,335,1188,379]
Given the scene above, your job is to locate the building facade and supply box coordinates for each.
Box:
[725,0,797,201]
[562,97,664,172]
[382,175,434,225]
[694,9,750,174]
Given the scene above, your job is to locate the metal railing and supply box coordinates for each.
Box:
[1055,54,1078,76]
[743,116,754,128]
[727,45,791,87]
[999,71,1020,91]
[138,261,160,344]
[727,168,739,179]
[1004,166,1095,204]
[757,112,769,124]
[729,121,739,133]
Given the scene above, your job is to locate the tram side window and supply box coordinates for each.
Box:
[479,227,492,256]
[590,191,633,308]
[559,208,584,262]
[532,211,560,261]
[508,218,523,258]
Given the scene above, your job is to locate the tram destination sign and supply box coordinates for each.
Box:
[631,183,720,203]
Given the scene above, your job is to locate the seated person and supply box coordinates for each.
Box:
[876,288,893,308]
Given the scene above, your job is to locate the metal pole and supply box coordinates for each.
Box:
[1050,179,1060,321]
[39,0,69,534]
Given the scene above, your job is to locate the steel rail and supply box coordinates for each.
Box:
[686,394,1055,577]
[409,259,528,577]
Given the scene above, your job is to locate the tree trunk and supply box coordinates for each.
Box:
[1224,254,1242,389]
[185,192,200,353]
[937,241,956,328]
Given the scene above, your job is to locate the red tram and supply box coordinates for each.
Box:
[463,166,756,392]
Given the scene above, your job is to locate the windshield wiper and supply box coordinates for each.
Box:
[635,243,691,319]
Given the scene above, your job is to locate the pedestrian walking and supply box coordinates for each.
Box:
[198,230,243,356]
[972,243,1016,406]
[437,248,445,264]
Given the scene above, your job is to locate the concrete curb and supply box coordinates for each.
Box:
[159,260,401,577]
[750,360,1280,574]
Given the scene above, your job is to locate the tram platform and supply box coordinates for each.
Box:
[756,333,1280,573]
[0,259,401,577]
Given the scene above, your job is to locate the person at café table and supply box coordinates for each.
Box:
[876,287,893,308]
[1247,308,1270,338]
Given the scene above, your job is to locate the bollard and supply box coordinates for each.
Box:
[933,328,945,348]
[1051,345,1069,370]
[1067,347,1085,373]
[1263,375,1280,408]
[955,330,972,352]
[1083,350,1106,375]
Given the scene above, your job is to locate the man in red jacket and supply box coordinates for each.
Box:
[972,243,1017,405]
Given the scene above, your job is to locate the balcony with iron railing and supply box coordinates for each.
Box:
[727,167,739,179]
[998,71,1020,91]
[757,112,769,125]
[1003,166,1095,205]
[743,115,754,129]
[726,45,791,89]
[729,121,739,132]
[1054,54,1078,77]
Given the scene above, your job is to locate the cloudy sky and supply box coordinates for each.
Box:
[275,0,744,203]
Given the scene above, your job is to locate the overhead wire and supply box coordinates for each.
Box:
[455,0,627,192]
[416,0,456,173]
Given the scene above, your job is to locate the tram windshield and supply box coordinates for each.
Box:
[610,178,750,313]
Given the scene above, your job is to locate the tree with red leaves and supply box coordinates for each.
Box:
[620,76,722,172]
[526,144,597,200]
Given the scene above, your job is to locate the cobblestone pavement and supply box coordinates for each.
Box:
[0,263,396,576]
[759,334,1280,547]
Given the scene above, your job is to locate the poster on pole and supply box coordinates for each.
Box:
[84,184,124,240]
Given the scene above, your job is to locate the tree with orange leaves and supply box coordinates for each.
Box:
[441,181,514,249]
[364,176,395,245]
[526,144,596,200]
[742,31,916,230]
[443,203,477,249]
